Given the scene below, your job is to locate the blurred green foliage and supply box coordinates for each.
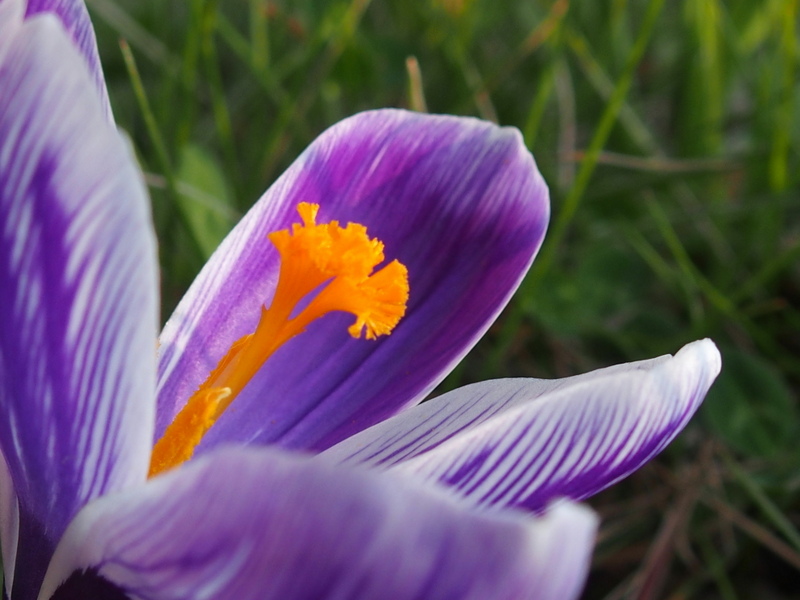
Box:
[88,0,800,597]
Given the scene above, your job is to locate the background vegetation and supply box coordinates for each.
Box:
[88,0,800,597]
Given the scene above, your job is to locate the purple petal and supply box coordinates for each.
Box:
[157,110,549,453]
[0,15,157,594]
[326,340,720,511]
[23,0,111,118]
[41,447,596,600]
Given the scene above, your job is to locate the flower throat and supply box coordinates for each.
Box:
[149,203,409,477]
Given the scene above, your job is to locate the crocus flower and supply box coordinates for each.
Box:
[0,1,722,599]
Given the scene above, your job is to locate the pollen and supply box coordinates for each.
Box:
[148,203,409,477]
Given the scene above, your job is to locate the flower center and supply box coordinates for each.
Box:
[149,203,409,477]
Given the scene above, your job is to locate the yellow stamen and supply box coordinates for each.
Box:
[148,203,409,477]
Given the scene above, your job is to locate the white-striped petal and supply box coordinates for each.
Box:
[325,340,720,511]
[40,448,596,600]
[0,14,158,592]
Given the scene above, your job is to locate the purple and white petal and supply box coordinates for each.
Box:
[0,15,157,593]
[328,340,720,512]
[323,352,671,467]
[41,447,596,600]
[23,0,111,118]
[157,109,549,453]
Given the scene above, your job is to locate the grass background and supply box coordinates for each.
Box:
[86,0,800,598]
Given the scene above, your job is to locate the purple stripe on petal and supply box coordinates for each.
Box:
[157,110,549,453]
[23,0,111,118]
[344,340,719,512]
[0,16,157,596]
[41,447,596,600]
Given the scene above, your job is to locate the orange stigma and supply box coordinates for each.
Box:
[148,203,409,477]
